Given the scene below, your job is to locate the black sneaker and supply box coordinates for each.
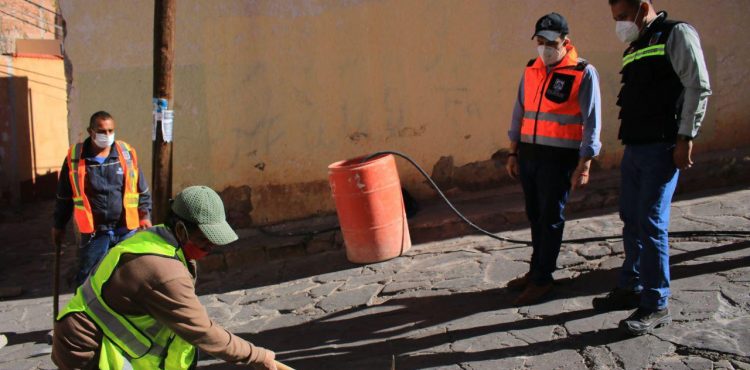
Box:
[592,288,640,311]
[619,307,671,336]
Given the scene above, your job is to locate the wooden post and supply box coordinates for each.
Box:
[152,0,175,223]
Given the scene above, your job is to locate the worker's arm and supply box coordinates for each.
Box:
[667,23,711,170]
[668,23,711,139]
[53,158,74,245]
[51,311,103,369]
[506,75,524,180]
[507,74,525,144]
[572,64,603,190]
[139,275,274,367]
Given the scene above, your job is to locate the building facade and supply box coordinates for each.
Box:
[1,0,67,205]
[59,0,748,225]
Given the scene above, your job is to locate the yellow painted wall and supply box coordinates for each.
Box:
[59,0,750,224]
[0,55,68,204]
[13,57,70,176]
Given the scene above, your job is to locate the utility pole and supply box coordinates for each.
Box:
[152,0,175,223]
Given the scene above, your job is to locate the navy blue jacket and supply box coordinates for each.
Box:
[54,138,151,232]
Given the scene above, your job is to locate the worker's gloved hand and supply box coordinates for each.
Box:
[52,227,65,247]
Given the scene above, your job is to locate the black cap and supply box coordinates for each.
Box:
[532,12,569,41]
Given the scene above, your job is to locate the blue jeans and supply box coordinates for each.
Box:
[519,152,577,285]
[75,228,136,286]
[618,143,679,310]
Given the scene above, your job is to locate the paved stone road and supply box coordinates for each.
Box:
[1,188,749,369]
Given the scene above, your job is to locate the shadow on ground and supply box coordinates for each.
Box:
[199,241,750,369]
[1,186,747,301]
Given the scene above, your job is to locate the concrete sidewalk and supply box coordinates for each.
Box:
[1,188,749,369]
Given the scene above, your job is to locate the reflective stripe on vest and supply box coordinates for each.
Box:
[80,280,154,357]
[522,111,583,125]
[521,44,585,150]
[58,228,196,369]
[623,44,666,67]
[145,321,165,339]
[520,134,581,149]
[67,143,95,232]
[66,141,140,233]
[114,141,140,230]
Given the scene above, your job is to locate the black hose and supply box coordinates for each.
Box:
[360,151,750,246]
[361,151,535,244]
[259,151,750,244]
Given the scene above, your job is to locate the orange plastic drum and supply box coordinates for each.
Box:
[328,154,411,263]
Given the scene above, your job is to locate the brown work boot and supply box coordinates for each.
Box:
[506,273,531,291]
[513,282,553,306]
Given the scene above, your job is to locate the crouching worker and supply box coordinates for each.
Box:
[52,186,277,370]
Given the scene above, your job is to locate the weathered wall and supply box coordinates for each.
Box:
[0,0,59,54]
[59,0,750,225]
[0,55,68,204]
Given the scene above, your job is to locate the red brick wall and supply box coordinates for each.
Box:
[0,0,59,54]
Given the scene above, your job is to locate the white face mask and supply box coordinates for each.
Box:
[615,5,643,43]
[93,133,115,148]
[537,45,564,66]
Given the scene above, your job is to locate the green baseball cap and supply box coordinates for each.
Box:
[171,186,238,246]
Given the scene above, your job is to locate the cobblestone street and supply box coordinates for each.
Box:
[1,188,749,369]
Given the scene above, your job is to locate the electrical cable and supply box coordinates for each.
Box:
[259,151,750,245]
[23,0,60,16]
[0,8,57,33]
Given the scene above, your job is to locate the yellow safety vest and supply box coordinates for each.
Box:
[58,227,197,369]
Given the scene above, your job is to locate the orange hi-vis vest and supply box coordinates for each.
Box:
[521,44,587,150]
[66,140,140,233]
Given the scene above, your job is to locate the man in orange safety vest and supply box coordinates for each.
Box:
[505,13,602,306]
[53,111,152,286]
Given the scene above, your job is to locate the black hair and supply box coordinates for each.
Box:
[608,0,650,6]
[89,111,113,129]
[165,206,199,235]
